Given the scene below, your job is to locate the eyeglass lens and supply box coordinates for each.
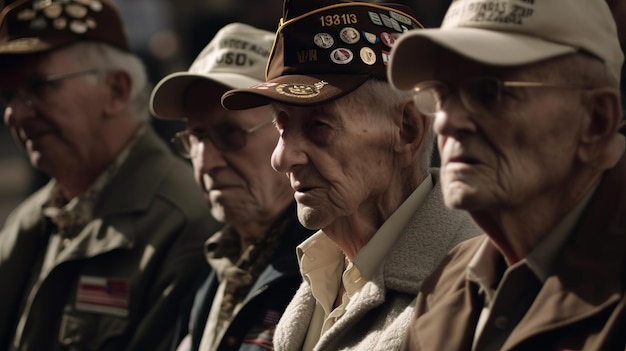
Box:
[0,69,99,109]
[172,120,272,158]
[413,78,505,116]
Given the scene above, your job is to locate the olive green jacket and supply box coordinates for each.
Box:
[0,127,220,351]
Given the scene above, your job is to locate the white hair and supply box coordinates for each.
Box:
[335,79,435,173]
[63,41,151,121]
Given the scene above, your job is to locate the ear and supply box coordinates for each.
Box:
[103,70,132,115]
[577,88,624,168]
[395,98,432,168]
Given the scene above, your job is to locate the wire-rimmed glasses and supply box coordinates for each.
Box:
[171,119,274,158]
[0,68,100,109]
[412,77,589,117]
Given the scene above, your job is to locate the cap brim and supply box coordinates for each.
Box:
[221,73,369,110]
[0,36,73,55]
[389,27,577,91]
[150,72,264,120]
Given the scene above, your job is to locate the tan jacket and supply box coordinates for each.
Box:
[402,154,626,351]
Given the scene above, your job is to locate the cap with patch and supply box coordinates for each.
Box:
[389,0,624,91]
[0,0,129,55]
[221,0,422,110]
[150,22,274,120]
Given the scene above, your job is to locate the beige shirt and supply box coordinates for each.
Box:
[299,175,433,351]
[468,183,598,351]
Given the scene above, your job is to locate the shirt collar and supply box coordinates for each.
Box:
[526,180,599,281]
[468,179,600,301]
[297,231,345,313]
[353,173,433,280]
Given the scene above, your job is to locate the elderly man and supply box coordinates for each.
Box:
[0,0,220,350]
[389,0,626,350]
[221,0,479,350]
[150,22,314,351]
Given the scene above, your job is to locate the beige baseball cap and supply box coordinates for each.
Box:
[389,0,624,91]
[150,22,275,120]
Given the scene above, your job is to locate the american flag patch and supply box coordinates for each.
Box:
[76,276,129,317]
[262,309,280,327]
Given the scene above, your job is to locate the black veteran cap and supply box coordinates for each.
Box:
[221,0,423,110]
[0,0,130,55]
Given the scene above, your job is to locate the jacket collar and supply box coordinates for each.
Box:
[384,171,479,294]
[37,127,174,262]
[503,153,626,349]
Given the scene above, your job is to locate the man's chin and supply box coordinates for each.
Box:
[296,205,327,230]
[442,183,483,211]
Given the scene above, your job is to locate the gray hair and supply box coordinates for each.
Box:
[526,52,623,118]
[334,79,435,173]
[63,41,151,121]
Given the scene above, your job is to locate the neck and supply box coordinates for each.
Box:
[55,149,125,199]
[470,171,602,265]
[55,117,141,199]
[233,198,292,253]
[323,172,424,260]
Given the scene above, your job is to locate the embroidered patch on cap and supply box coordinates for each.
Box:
[17,0,103,35]
[363,31,379,44]
[276,81,329,98]
[0,0,130,55]
[314,32,335,49]
[380,32,397,48]
[330,48,353,64]
[339,27,360,44]
[220,1,424,110]
[360,47,376,65]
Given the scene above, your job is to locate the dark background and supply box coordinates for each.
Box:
[0,0,623,226]
[0,0,454,225]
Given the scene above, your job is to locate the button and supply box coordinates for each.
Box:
[494,315,509,330]
[225,335,238,347]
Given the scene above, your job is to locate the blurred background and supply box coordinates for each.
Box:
[0,0,623,226]
[0,0,454,226]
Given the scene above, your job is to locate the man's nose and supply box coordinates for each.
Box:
[433,94,478,138]
[271,132,308,173]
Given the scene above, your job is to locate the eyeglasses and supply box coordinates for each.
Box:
[171,119,274,158]
[0,68,99,109]
[412,77,589,117]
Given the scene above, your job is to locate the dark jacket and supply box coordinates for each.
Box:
[0,127,221,351]
[179,204,314,351]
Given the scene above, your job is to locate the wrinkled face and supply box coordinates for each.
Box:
[1,49,108,178]
[430,53,586,213]
[270,98,398,230]
[183,81,292,224]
